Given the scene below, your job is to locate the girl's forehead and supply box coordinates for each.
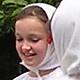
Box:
[15,16,49,32]
[15,17,48,36]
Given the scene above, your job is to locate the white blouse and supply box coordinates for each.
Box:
[13,68,78,80]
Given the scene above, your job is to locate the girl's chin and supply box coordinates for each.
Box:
[23,60,39,67]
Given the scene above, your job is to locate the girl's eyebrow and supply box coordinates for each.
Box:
[28,34,40,38]
[28,32,43,36]
[15,33,21,37]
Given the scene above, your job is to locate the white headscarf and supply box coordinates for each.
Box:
[51,0,80,76]
[20,3,59,80]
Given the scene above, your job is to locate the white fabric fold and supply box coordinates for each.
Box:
[51,0,80,76]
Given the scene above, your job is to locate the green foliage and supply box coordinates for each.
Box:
[0,0,60,37]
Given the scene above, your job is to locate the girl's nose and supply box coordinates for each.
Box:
[21,43,32,53]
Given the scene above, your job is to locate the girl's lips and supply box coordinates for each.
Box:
[24,53,36,57]
[23,53,37,60]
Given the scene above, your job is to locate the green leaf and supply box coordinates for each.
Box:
[37,0,43,2]
[0,15,3,19]
[2,0,28,5]
[11,8,22,17]
[0,10,4,14]
[2,0,16,5]
[0,11,4,19]
[30,0,37,3]
[15,0,28,5]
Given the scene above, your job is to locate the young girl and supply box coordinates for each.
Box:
[14,3,60,80]
[14,2,80,80]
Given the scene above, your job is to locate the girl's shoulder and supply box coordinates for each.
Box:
[13,72,29,80]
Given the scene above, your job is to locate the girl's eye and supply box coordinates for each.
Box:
[16,38,23,42]
[30,38,40,43]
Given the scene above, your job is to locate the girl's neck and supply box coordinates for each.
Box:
[29,67,58,77]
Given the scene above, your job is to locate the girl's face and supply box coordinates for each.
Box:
[15,16,49,67]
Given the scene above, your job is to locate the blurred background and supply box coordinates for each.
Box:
[0,0,61,80]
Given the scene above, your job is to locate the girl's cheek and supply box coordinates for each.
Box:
[16,43,23,59]
[33,41,47,55]
[16,42,21,53]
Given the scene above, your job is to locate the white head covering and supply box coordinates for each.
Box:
[20,3,59,80]
[51,0,80,76]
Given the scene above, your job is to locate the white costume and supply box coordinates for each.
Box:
[13,1,80,80]
[51,0,80,79]
[13,3,60,80]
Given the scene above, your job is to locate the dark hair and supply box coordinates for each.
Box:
[16,5,48,24]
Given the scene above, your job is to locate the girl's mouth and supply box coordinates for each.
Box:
[23,52,37,59]
[24,53,36,57]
